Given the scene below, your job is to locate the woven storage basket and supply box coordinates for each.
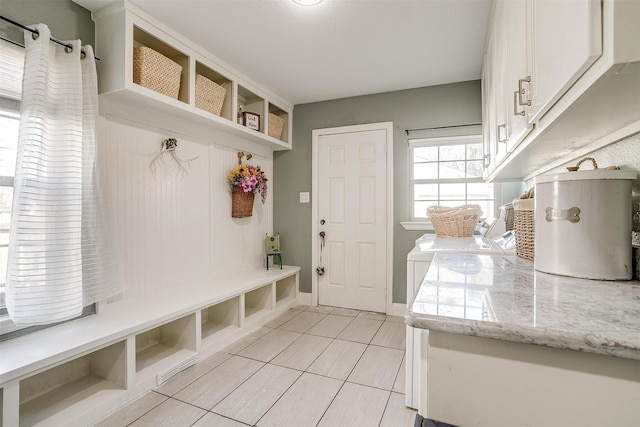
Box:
[503,202,515,230]
[427,204,483,237]
[268,113,285,140]
[232,186,254,218]
[195,74,226,116]
[513,198,534,260]
[133,46,182,99]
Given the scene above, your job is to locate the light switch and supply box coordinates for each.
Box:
[299,192,310,203]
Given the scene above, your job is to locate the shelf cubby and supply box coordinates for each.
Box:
[244,284,273,323]
[132,25,190,104]
[18,341,127,426]
[268,103,289,144]
[238,85,266,134]
[275,275,297,310]
[135,314,197,384]
[201,297,241,343]
[92,2,293,151]
[195,61,233,121]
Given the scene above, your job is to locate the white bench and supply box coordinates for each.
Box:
[0,266,300,427]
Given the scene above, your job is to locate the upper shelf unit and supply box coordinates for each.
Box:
[88,0,293,151]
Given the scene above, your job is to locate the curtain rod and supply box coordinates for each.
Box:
[0,15,100,61]
[405,123,481,136]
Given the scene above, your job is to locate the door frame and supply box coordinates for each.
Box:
[311,122,394,313]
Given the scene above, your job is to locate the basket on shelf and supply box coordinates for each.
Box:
[513,198,534,260]
[195,74,226,116]
[427,204,483,237]
[268,113,284,140]
[232,186,255,218]
[133,46,182,99]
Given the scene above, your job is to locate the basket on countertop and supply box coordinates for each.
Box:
[427,204,483,237]
[268,113,285,140]
[133,46,182,99]
[503,202,515,231]
[195,74,227,116]
[513,198,534,261]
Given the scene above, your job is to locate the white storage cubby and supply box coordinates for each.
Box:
[90,0,293,151]
[1,266,300,427]
[238,85,266,134]
[275,275,297,311]
[135,314,197,384]
[244,284,273,324]
[195,61,233,121]
[132,25,190,104]
[201,297,241,344]
[19,341,127,426]
[268,103,289,144]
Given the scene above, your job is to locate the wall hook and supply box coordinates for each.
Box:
[150,137,200,178]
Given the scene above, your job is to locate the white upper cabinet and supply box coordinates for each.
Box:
[526,0,602,124]
[84,0,293,151]
[504,0,532,154]
[483,0,640,180]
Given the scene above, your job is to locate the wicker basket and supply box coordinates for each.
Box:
[427,204,483,237]
[232,186,255,218]
[513,198,534,260]
[503,202,515,230]
[133,46,182,99]
[195,74,226,116]
[268,113,285,140]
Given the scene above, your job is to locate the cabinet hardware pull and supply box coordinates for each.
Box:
[518,76,531,106]
[498,124,507,143]
[514,91,526,116]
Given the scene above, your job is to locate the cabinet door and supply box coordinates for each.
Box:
[482,2,508,175]
[527,0,602,124]
[504,0,532,153]
[493,1,509,166]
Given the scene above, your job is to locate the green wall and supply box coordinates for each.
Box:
[1,0,94,47]
[274,80,483,304]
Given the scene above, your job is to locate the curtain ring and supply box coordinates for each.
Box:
[32,29,39,40]
[81,51,86,60]
[65,45,73,54]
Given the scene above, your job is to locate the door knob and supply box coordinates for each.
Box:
[320,219,325,225]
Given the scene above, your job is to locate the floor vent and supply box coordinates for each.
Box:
[156,355,198,386]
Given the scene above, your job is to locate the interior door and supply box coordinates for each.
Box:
[316,127,388,312]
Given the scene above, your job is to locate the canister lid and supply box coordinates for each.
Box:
[534,169,636,184]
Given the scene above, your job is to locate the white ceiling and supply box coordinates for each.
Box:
[78,0,493,105]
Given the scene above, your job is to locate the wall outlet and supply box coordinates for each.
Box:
[299,192,310,204]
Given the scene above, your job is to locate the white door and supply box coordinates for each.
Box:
[315,125,389,312]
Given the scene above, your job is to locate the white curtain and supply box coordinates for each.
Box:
[6,24,122,326]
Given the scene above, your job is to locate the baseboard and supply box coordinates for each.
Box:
[297,292,312,306]
[388,302,407,317]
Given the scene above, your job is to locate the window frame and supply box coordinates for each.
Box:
[408,134,498,223]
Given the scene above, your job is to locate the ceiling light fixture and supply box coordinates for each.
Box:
[293,0,323,6]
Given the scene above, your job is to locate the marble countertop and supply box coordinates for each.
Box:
[407,253,640,360]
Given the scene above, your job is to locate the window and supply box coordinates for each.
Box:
[0,40,23,313]
[409,134,495,221]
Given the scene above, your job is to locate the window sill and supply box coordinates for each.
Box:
[400,222,435,231]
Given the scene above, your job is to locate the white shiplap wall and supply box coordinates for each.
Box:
[98,113,273,298]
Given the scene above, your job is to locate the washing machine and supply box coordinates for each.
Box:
[405,223,515,410]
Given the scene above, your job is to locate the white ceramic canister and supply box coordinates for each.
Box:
[534,169,636,280]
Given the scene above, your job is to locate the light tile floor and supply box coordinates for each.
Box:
[94,305,417,427]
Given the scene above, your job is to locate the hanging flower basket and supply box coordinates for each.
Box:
[228,152,268,218]
[232,186,255,218]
